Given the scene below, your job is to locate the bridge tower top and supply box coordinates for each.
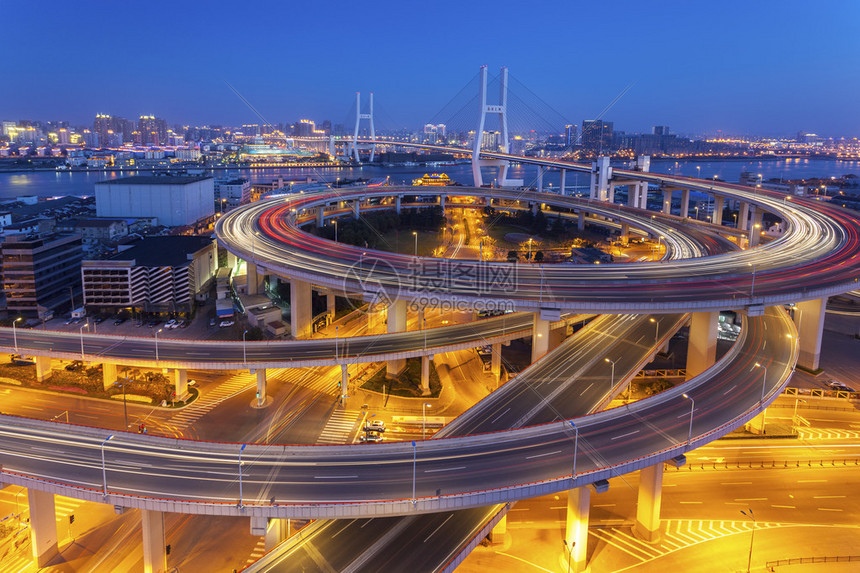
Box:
[352,92,376,163]
[472,66,519,188]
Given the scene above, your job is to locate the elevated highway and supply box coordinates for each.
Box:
[0,307,795,520]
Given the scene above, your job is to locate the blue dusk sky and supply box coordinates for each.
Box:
[2,0,858,137]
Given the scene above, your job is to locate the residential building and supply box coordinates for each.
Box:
[214,177,251,213]
[81,236,217,315]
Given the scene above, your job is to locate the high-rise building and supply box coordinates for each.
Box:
[564,124,577,147]
[138,115,168,146]
[95,175,215,227]
[581,120,614,154]
[94,114,112,144]
[653,126,670,136]
[1,232,84,316]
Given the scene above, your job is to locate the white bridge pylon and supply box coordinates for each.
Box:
[472,66,523,188]
[351,91,376,163]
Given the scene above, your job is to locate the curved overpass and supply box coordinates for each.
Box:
[217,186,860,314]
[0,307,795,519]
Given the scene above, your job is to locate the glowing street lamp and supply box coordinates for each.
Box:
[604,357,616,391]
[682,393,695,449]
[12,317,23,352]
[100,434,115,497]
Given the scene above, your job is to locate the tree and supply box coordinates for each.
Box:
[533,250,544,263]
[507,250,519,263]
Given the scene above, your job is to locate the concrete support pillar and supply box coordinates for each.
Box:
[634,463,664,542]
[173,368,188,400]
[387,299,408,374]
[489,514,507,543]
[395,195,401,215]
[739,201,750,230]
[750,207,764,247]
[577,211,585,231]
[316,207,323,227]
[662,189,672,214]
[265,518,289,551]
[537,166,545,192]
[326,293,336,322]
[590,156,611,201]
[680,189,690,218]
[256,369,267,406]
[712,196,724,226]
[226,250,237,270]
[531,202,538,216]
[246,262,264,295]
[796,298,826,371]
[421,355,431,396]
[620,223,630,242]
[686,311,719,379]
[35,356,52,383]
[565,486,591,573]
[28,489,59,568]
[353,199,360,218]
[141,509,167,573]
[102,362,117,390]
[560,170,567,195]
[290,279,312,339]
[491,342,502,381]
[608,182,616,203]
[440,195,446,217]
[532,314,551,362]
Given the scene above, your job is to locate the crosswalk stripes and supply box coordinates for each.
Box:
[246,538,267,565]
[589,519,784,566]
[316,409,363,444]
[797,427,860,440]
[0,551,35,573]
[169,373,257,430]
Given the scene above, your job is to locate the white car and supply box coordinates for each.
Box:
[219,320,235,328]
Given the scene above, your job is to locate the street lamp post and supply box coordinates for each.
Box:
[411,440,417,506]
[154,328,163,361]
[422,403,431,438]
[682,393,695,449]
[243,329,248,364]
[412,231,418,256]
[696,165,701,180]
[569,420,579,477]
[528,237,533,262]
[79,322,88,361]
[754,362,767,404]
[741,508,756,573]
[649,317,659,344]
[100,434,115,497]
[238,443,247,507]
[604,357,616,391]
[12,317,23,352]
[333,219,338,243]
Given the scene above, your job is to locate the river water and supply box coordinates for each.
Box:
[1,158,858,201]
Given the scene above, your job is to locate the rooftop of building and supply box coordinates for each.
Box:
[95,175,213,186]
[103,235,214,266]
[59,217,127,228]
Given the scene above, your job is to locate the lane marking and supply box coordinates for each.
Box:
[313,475,357,479]
[423,514,454,543]
[612,430,640,440]
[424,466,466,474]
[526,450,561,460]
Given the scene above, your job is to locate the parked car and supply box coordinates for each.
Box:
[165,319,178,329]
[114,317,127,325]
[219,320,235,328]
[209,318,216,327]
[65,360,84,372]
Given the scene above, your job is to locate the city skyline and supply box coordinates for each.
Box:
[3,1,859,137]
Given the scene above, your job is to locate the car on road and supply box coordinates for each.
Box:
[65,360,84,372]
[366,420,385,431]
[827,380,844,388]
[165,319,178,329]
[359,434,383,443]
[209,318,216,327]
[219,320,235,328]
[93,315,105,324]
[114,317,126,325]
[147,319,161,328]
